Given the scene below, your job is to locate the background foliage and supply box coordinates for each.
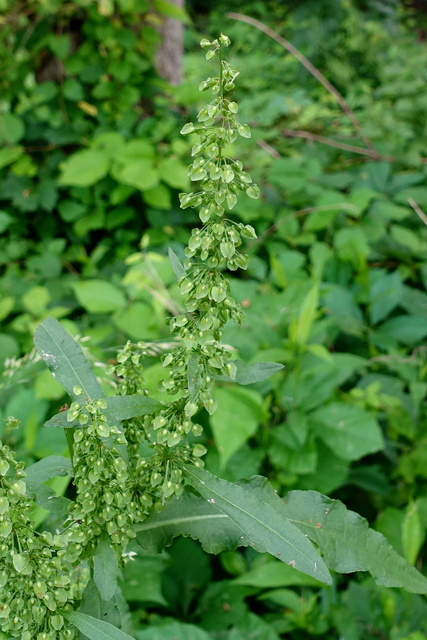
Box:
[2,0,427,638]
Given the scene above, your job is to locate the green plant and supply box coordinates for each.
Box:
[2,33,427,640]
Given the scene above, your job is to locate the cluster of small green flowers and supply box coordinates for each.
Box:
[0,442,76,640]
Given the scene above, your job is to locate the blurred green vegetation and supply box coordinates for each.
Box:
[2,0,427,637]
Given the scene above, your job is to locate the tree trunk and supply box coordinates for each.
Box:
[154,0,185,86]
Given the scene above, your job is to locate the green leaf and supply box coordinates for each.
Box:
[188,354,206,404]
[136,622,211,640]
[73,280,127,313]
[120,555,168,605]
[79,579,122,628]
[216,360,284,385]
[59,150,110,187]
[153,0,191,23]
[402,502,425,566]
[310,402,384,461]
[211,387,263,468]
[158,157,190,189]
[183,466,332,585]
[135,488,241,554]
[234,559,323,588]
[369,270,403,325]
[94,536,119,601]
[0,113,25,144]
[379,315,427,345]
[334,227,369,268]
[0,145,23,170]
[284,490,427,593]
[34,317,103,402]
[113,159,159,191]
[45,394,162,428]
[289,284,319,346]
[143,184,171,209]
[25,455,73,482]
[168,247,186,281]
[68,612,135,640]
[25,479,72,516]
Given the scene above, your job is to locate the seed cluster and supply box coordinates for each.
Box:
[143,33,260,454]
[0,443,77,640]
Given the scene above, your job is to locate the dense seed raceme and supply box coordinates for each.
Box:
[0,443,77,640]
[140,35,260,482]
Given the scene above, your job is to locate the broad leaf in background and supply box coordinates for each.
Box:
[309,402,384,460]
[135,488,245,554]
[68,612,134,640]
[137,622,211,640]
[59,150,111,187]
[35,317,103,403]
[183,465,332,585]
[210,386,264,467]
[73,280,127,314]
[45,395,163,428]
[94,535,119,601]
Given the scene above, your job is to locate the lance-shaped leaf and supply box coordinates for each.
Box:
[25,480,72,516]
[215,360,284,385]
[45,394,163,428]
[94,535,119,601]
[168,247,186,281]
[79,579,122,628]
[135,488,246,554]
[183,465,332,585]
[283,489,427,594]
[35,316,103,403]
[68,612,134,640]
[187,353,204,403]
[25,455,73,481]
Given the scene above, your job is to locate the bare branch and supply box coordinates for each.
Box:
[408,197,427,227]
[282,129,395,161]
[257,139,281,159]
[227,12,376,152]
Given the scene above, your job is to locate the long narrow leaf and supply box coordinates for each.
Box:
[35,317,103,402]
[283,489,427,594]
[68,612,134,640]
[184,465,332,585]
[136,489,242,554]
[215,360,284,385]
[168,247,186,281]
[94,536,119,601]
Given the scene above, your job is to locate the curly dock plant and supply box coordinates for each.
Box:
[1,35,427,640]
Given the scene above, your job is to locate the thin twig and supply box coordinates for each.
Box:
[408,197,427,227]
[282,129,395,162]
[227,12,375,152]
[256,139,281,159]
